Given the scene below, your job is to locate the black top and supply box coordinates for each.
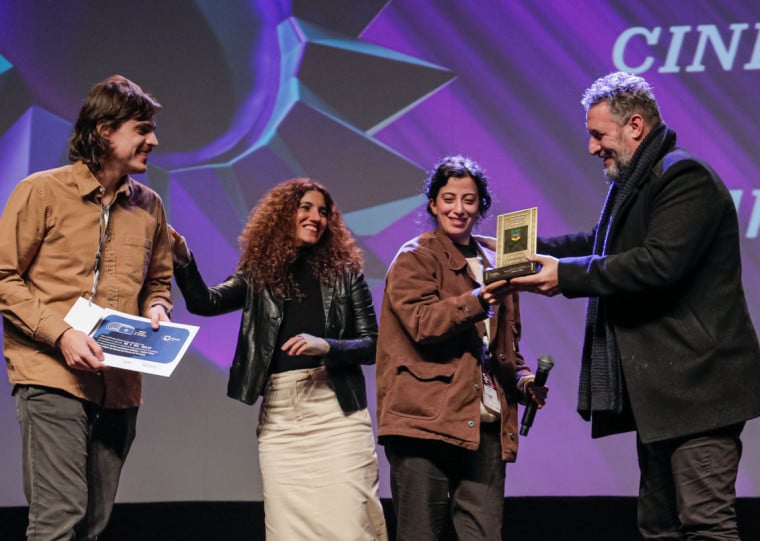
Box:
[454,239,479,259]
[269,256,326,373]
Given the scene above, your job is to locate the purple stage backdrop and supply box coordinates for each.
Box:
[1,0,759,505]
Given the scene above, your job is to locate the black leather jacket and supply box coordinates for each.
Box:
[174,257,377,412]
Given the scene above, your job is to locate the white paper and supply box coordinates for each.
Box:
[64,296,106,334]
[65,299,199,377]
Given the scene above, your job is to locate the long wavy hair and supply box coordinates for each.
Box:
[238,178,363,299]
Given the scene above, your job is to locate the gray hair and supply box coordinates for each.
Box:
[581,71,661,126]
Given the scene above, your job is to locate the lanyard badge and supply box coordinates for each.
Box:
[480,324,501,413]
[91,202,111,302]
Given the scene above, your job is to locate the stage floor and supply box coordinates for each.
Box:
[2,497,759,540]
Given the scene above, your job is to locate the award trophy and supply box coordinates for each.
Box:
[483,207,538,284]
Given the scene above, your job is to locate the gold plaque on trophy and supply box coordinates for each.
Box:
[483,207,538,284]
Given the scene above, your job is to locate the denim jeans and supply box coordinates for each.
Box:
[15,385,137,541]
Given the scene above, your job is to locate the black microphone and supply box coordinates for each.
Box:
[519,354,554,436]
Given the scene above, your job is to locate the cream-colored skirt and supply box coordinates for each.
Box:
[257,366,387,540]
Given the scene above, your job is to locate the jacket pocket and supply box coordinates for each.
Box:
[385,359,455,420]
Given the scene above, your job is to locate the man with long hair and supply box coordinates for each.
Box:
[0,75,173,540]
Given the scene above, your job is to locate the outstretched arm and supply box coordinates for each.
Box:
[169,225,247,316]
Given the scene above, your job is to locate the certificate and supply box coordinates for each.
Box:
[65,298,199,377]
[483,207,539,284]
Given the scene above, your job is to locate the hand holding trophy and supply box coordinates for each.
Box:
[484,207,539,284]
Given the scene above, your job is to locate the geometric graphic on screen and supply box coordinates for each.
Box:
[170,8,455,281]
[0,53,10,74]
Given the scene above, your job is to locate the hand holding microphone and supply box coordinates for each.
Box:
[520,354,554,436]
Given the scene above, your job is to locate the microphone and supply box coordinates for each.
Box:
[519,354,554,436]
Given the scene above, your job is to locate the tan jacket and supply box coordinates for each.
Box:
[376,229,531,462]
[0,161,173,407]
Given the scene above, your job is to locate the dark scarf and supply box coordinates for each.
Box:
[577,123,676,421]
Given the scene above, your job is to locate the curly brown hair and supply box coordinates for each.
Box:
[238,178,363,299]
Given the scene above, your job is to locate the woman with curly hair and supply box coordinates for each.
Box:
[170,178,387,540]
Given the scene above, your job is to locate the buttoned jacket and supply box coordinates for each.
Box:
[0,162,173,407]
[376,229,531,462]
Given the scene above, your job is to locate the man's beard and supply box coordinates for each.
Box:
[603,153,632,181]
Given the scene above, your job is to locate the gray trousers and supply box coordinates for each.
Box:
[385,422,506,541]
[15,385,137,541]
[637,423,744,540]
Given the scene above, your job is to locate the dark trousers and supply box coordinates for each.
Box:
[636,423,744,540]
[15,385,137,541]
[384,423,506,541]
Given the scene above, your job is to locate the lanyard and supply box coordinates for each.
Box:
[90,202,112,302]
[465,250,493,357]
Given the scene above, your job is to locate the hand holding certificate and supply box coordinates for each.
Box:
[483,207,539,284]
[65,297,199,377]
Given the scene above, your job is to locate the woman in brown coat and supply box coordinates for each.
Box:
[375,155,547,541]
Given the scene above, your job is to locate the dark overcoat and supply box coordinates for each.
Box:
[542,145,760,443]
